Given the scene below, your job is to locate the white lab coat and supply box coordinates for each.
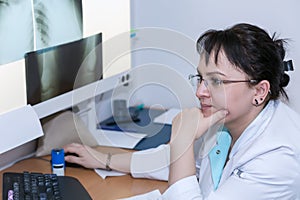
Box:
[131,100,300,199]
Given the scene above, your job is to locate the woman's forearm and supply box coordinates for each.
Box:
[109,151,133,173]
[168,142,195,185]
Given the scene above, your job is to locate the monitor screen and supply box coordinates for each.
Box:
[25,32,103,110]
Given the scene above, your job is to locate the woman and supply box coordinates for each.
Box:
[64,23,300,199]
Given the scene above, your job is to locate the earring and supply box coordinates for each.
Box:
[255,99,259,106]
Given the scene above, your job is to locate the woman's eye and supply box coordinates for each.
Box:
[210,78,222,85]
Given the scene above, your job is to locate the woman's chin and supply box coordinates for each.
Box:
[201,109,212,117]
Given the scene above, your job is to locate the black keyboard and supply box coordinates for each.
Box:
[2,172,92,200]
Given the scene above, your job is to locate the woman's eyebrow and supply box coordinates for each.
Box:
[197,69,226,77]
[206,71,226,77]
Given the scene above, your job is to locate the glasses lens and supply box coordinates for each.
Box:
[189,75,200,86]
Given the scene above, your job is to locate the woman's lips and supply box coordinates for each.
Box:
[200,104,212,112]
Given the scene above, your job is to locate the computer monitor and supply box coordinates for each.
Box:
[25,32,103,119]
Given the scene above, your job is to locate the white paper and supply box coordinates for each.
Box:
[153,108,181,125]
[96,129,147,149]
[94,168,127,179]
[0,105,44,154]
[118,189,162,200]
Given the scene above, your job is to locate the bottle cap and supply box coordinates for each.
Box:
[51,148,65,165]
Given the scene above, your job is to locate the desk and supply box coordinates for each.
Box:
[0,156,168,199]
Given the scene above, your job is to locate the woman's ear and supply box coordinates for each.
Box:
[252,80,270,106]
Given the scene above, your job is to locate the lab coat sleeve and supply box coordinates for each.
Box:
[161,174,261,200]
[130,144,170,181]
[162,175,202,199]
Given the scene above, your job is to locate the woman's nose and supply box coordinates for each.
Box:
[196,82,210,99]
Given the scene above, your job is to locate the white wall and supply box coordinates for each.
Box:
[0,60,26,114]
[83,0,131,78]
[130,0,300,113]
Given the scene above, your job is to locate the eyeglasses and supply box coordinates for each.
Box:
[188,74,257,89]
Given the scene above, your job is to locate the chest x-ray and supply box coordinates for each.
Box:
[0,0,83,65]
[0,0,34,64]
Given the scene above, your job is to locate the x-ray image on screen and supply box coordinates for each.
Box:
[25,32,103,106]
[0,0,83,65]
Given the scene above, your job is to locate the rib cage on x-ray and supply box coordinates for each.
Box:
[34,1,50,47]
[32,0,83,50]
[0,0,9,6]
